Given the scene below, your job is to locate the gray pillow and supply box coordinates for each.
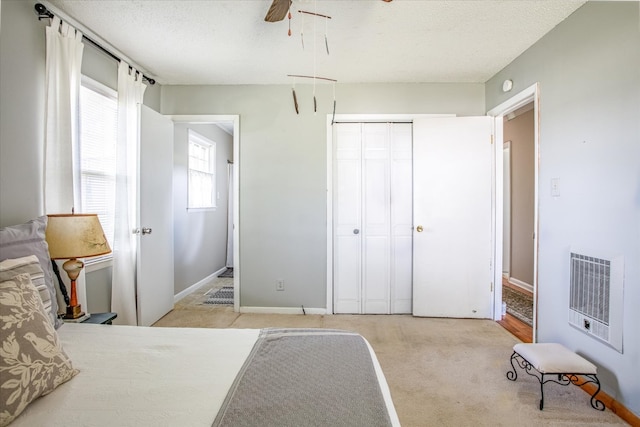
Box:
[0,273,78,426]
[0,216,61,329]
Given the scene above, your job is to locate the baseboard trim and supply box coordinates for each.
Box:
[239,306,326,315]
[507,277,533,294]
[173,267,227,303]
[579,381,640,426]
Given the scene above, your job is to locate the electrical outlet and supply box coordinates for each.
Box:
[276,279,285,291]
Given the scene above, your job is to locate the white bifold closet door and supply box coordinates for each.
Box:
[333,122,412,314]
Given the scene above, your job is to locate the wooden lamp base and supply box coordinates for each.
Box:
[61,260,85,320]
[64,304,85,319]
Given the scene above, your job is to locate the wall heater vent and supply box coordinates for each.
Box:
[569,249,624,353]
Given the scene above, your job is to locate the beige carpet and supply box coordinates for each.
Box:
[154,279,627,427]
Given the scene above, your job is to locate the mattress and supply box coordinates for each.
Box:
[11,323,400,426]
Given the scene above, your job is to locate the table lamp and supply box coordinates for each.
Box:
[45,213,111,319]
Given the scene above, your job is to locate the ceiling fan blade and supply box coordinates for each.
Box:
[264,0,292,23]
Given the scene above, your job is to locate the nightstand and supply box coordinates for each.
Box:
[81,312,117,325]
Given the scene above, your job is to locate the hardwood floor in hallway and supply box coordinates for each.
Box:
[497,312,533,343]
[498,278,533,343]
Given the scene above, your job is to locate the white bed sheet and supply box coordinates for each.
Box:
[12,324,260,427]
[11,323,400,427]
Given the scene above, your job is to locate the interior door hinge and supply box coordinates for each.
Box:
[490,282,494,292]
[490,135,494,145]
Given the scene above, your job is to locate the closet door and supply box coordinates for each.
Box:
[333,122,412,314]
[412,116,493,318]
[362,123,390,313]
[390,123,413,313]
[333,123,362,313]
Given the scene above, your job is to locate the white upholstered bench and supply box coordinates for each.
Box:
[507,343,605,411]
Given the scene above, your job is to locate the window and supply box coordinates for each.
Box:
[188,129,216,210]
[78,77,117,262]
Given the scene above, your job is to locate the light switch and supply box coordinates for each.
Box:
[551,178,560,197]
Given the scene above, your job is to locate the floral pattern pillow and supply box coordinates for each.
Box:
[0,273,78,426]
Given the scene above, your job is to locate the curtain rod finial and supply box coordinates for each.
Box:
[34,3,53,20]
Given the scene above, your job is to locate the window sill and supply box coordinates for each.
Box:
[187,207,217,213]
[85,257,113,273]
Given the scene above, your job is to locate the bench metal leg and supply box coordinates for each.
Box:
[506,351,520,381]
[566,374,606,411]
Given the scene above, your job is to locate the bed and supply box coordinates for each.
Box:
[1,217,400,426]
[10,325,400,426]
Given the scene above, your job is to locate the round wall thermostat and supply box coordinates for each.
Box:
[502,79,513,92]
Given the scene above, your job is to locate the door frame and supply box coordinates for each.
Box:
[169,115,240,312]
[502,140,511,279]
[487,83,540,341]
[326,114,452,314]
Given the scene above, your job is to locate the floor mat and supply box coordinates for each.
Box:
[503,286,533,326]
[203,286,234,305]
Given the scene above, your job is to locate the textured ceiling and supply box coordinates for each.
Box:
[45,0,587,85]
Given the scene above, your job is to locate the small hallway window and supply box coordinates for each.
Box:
[188,129,216,210]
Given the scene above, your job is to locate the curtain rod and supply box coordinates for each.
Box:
[34,3,156,85]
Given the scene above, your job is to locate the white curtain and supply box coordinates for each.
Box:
[43,16,87,313]
[111,61,146,326]
[226,163,234,268]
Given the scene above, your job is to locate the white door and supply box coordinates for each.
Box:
[412,117,493,318]
[137,105,174,326]
[334,123,363,313]
[389,124,413,313]
[362,123,391,313]
[333,122,412,314]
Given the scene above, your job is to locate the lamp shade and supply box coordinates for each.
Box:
[45,214,111,259]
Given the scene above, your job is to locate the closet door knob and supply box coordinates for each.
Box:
[353,229,360,235]
[416,225,424,232]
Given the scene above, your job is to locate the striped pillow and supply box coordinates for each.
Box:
[0,255,53,323]
[0,216,61,328]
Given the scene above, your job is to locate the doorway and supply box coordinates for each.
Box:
[169,115,240,312]
[501,104,535,340]
[488,84,540,342]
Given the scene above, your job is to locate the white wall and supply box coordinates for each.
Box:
[0,0,47,227]
[173,123,232,294]
[162,83,485,309]
[486,1,640,416]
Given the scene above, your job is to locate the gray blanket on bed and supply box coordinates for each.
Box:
[212,328,393,427]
